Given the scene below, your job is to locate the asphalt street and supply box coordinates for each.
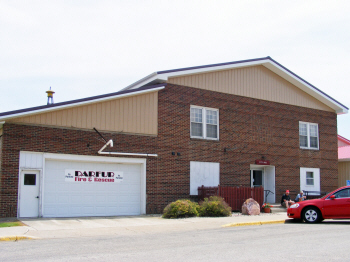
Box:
[1,220,350,261]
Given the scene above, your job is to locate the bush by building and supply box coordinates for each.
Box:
[162,199,200,218]
[198,196,232,217]
[162,196,232,218]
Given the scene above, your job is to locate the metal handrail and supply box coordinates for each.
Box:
[264,189,274,203]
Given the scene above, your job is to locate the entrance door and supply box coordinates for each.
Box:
[250,165,275,203]
[251,170,263,187]
[264,166,276,203]
[20,171,40,217]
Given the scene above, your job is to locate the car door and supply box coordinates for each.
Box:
[323,188,350,218]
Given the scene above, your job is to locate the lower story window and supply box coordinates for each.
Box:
[190,161,220,195]
[306,172,314,185]
[300,167,320,194]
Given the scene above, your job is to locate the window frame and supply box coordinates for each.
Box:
[300,167,320,194]
[190,105,219,140]
[299,121,319,150]
[306,171,314,186]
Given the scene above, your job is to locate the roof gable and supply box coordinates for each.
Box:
[168,65,333,112]
[123,57,348,114]
[338,135,350,147]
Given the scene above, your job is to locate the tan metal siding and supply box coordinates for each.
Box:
[168,65,333,112]
[338,161,350,187]
[9,92,158,135]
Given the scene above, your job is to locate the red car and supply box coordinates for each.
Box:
[287,186,350,223]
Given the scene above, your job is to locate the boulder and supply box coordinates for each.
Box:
[241,198,260,215]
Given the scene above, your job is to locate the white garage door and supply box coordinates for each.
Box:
[43,160,141,217]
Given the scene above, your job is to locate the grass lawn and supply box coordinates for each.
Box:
[0,221,25,228]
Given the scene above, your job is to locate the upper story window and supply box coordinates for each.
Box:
[190,106,219,140]
[299,122,319,150]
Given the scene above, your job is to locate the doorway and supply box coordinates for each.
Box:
[19,171,40,217]
[250,165,275,203]
[251,170,263,187]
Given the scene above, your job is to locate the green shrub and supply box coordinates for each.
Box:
[198,196,232,217]
[162,199,200,219]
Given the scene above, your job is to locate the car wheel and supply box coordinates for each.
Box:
[302,207,321,223]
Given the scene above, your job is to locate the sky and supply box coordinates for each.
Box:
[1,1,349,138]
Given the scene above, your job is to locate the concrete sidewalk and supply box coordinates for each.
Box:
[0,212,289,241]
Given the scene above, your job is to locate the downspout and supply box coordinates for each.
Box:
[98,139,158,157]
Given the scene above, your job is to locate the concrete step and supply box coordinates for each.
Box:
[271,207,286,213]
[265,203,286,213]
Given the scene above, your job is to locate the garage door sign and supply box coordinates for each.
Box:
[65,170,123,183]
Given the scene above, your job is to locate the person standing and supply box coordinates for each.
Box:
[281,190,295,208]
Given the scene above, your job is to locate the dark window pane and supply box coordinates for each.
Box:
[24,174,36,186]
[306,179,314,185]
[300,135,308,147]
[191,122,202,137]
[253,170,263,186]
[206,124,217,138]
[310,137,318,148]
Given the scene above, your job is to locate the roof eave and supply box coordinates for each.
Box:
[121,72,165,91]
[338,135,350,144]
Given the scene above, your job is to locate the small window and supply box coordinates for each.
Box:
[24,174,36,186]
[190,106,219,140]
[299,122,319,150]
[306,172,314,186]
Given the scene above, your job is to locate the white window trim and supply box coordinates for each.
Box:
[299,121,319,150]
[300,167,320,193]
[190,105,219,140]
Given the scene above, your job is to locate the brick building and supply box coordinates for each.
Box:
[0,57,348,218]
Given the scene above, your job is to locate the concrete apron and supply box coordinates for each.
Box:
[1,213,289,240]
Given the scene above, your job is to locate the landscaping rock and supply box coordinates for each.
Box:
[241,198,260,215]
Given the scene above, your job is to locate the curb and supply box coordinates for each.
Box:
[0,236,35,241]
[222,220,286,227]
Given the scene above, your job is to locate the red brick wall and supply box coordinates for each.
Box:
[0,84,338,217]
[156,84,338,208]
